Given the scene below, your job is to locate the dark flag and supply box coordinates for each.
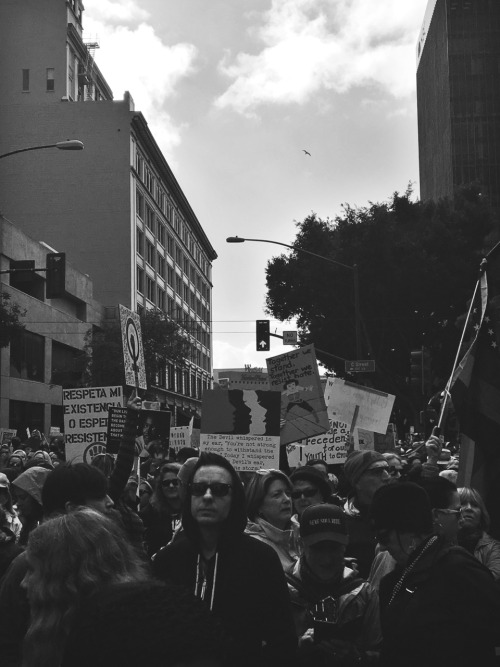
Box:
[449,247,500,537]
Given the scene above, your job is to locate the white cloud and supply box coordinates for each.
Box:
[83,0,149,24]
[83,2,198,154]
[215,0,427,115]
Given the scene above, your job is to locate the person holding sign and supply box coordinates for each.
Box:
[152,452,297,667]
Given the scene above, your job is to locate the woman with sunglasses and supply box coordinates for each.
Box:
[152,452,297,667]
[245,469,301,572]
[140,462,181,558]
[371,482,500,667]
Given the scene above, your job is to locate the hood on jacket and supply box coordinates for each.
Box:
[12,466,51,505]
[181,452,247,547]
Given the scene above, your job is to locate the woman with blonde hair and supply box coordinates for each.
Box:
[245,468,300,571]
[21,508,150,667]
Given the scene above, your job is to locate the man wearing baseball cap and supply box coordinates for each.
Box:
[286,504,381,665]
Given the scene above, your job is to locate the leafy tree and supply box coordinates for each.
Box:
[0,292,25,348]
[56,310,190,396]
[265,186,500,429]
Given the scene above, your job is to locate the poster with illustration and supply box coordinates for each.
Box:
[266,344,330,446]
[200,389,281,471]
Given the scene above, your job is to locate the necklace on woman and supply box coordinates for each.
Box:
[388,535,438,606]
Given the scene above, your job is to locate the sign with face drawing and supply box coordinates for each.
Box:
[200,389,281,471]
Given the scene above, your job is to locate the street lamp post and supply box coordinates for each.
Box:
[226,235,362,359]
[0,140,84,160]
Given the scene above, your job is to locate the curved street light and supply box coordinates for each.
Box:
[0,140,84,160]
[226,235,362,359]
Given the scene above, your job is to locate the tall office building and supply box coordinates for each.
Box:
[0,0,215,423]
[417,0,500,209]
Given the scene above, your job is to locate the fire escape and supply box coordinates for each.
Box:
[78,38,99,100]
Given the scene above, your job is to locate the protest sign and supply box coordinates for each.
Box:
[0,429,17,446]
[287,419,350,466]
[200,389,281,470]
[106,407,128,454]
[267,344,330,446]
[169,426,191,453]
[136,410,171,458]
[324,377,395,435]
[63,386,123,463]
[119,305,147,390]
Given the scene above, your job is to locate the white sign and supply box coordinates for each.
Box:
[169,426,191,453]
[119,305,147,390]
[287,419,350,465]
[63,386,123,463]
[283,331,298,345]
[200,433,280,471]
[324,378,395,435]
[0,429,17,445]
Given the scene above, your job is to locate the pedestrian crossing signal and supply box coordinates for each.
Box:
[256,320,270,351]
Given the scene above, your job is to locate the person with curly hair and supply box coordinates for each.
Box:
[21,508,150,667]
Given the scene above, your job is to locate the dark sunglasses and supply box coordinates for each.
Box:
[190,482,232,497]
[291,487,318,500]
[162,478,180,488]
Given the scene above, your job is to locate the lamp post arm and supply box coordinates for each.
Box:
[229,237,354,271]
[0,144,59,159]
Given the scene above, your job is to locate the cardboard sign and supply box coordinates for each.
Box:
[200,433,280,471]
[169,426,191,453]
[266,344,330,446]
[200,389,281,471]
[106,407,128,454]
[63,386,123,463]
[135,410,171,457]
[287,419,350,466]
[119,305,147,390]
[324,377,395,435]
[0,429,17,446]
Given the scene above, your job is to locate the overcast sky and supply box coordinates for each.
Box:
[83,0,429,371]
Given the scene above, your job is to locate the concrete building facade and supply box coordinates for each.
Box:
[0,0,216,422]
[417,0,500,209]
[0,215,104,436]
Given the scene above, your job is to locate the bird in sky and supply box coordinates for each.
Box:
[302,149,311,156]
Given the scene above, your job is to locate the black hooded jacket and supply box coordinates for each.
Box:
[152,453,297,667]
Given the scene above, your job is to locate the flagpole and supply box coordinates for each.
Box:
[438,258,488,428]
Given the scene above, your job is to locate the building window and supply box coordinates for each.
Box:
[22,69,30,92]
[157,252,165,279]
[176,275,183,295]
[136,189,145,219]
[167,265,174,288]
[147,277,156,303]
[137,267,144,294]
[135,152,144,179]
[183,284,190,303]
[183,257,190,275]
[46,68,55,92]
[10,331,45,382]
[136,229,144,256]
[146,205,155,232]
[175,245,182,266]
[146,241,155,268]
[157,221,166,247]
[157,287,165,311]
[166,234,174,256]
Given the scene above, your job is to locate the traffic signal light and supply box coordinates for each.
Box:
[256,320,270,351]
[46,253,66,298]
[410,347,432,394]
[410,350,423,391]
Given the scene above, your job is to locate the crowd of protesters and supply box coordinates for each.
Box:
[0,401,500,667]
